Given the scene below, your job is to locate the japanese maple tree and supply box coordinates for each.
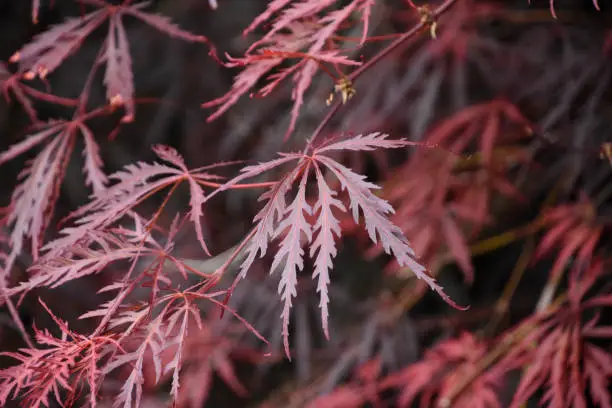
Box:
[0,0,610,407]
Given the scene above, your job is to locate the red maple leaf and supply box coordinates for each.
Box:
[0,300,119,408]
[13,0,213,122]
[206,132,463,358]
[306,357,384,408]
[505,260,612,408]
[0,116,107,263]
[44,144,222,258]
[372,113,528,282]
[203,0,373,139]
[534,197,602,280]
[382,332,508,408]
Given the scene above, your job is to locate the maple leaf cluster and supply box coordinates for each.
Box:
[202,0,374,139]
[0,0,610,407]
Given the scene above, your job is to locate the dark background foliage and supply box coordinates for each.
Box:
[1,0,611,406]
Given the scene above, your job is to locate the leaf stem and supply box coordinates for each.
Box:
[196,179,277,190]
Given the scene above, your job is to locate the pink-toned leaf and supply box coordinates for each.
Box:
[187,176,209,255]
[10,10,106,78]
[271,164,312,358]
[107,317,166,408]
[0,122,65,166]
[315,155,463,309]
[239,167,302,280]
[13,232,149,294]
[151,145,211,255]
[359,0,375,45]
[80,123,108,195]
[124,4,210,44]
[584,344,612,408]
[31,0,40,24]
[9,134,71,258]
[316,132,413,154]
[480,112,499,164]
[12,1,212,123]
[103,17,135,122]
[246,0,337,52]
[0,302,116,408]
[203,56,284,121]
[204,133,462,360]
[0,64,38,121]
[535,217,575,260]
[306,386,367,408]
[575,226,601,266]
[211,353,249,397]
[285,58,316,140]
[243,0,293,36]
[45,145,215,256]
[441,215,473,283]
[310,162,345,338]
[205,0,367,138]
[163,301,199,399]
[549,225,590,279]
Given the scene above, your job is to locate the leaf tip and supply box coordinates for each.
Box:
[121,115,134,124]
[37,66,48,79]
[110,94,124,108]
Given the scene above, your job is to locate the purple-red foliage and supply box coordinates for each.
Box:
[504,260,612,408]
[11,0,212,123]
[383,332,509,408]
[202,0,373,139]
[0,0,610,407]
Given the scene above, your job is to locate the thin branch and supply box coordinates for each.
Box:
[306,0,459,149]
